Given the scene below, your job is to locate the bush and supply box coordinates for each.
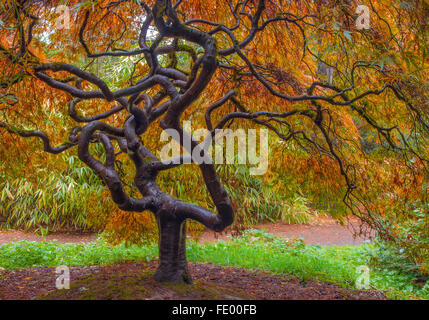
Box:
[366,201,428,289]
[0,156,114,233]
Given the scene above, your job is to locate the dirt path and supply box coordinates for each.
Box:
[0,217,373,246]
[197,217,373,246]
[0,230,97,245]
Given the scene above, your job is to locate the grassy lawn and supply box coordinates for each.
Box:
[0,229,427,300]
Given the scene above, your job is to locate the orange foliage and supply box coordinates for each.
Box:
[0,0,427,243]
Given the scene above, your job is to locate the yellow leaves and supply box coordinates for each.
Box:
[5,188,14,201]
[420,264,427,275]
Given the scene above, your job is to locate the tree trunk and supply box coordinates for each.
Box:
[152,215,192,284]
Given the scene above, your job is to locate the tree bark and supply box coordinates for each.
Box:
[153,214,192,284]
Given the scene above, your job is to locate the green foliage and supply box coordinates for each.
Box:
[366,201,429,284]
[365,240,429,298]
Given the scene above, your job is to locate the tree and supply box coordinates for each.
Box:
[0,0,427,283]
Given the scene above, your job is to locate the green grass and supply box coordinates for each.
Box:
[0,239,156,269]
[0,229,427,300]
[188,230,429,300]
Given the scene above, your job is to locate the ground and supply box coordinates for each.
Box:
[0,261,385,300]
[0,218,382,300]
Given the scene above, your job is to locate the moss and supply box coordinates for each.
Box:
[38,269,254,300]
[161,280,253,300]
[80,290,97,300]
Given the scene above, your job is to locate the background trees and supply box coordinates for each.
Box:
[0,0,427,282]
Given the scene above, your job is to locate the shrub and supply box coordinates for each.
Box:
[0,156,114,232]
[366,201,428,286]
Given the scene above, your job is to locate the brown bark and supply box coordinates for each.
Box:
[153,215,192,284]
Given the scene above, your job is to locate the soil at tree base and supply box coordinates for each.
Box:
[0,261,385,300]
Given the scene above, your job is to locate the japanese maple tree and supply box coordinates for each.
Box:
[0,0,427,283]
